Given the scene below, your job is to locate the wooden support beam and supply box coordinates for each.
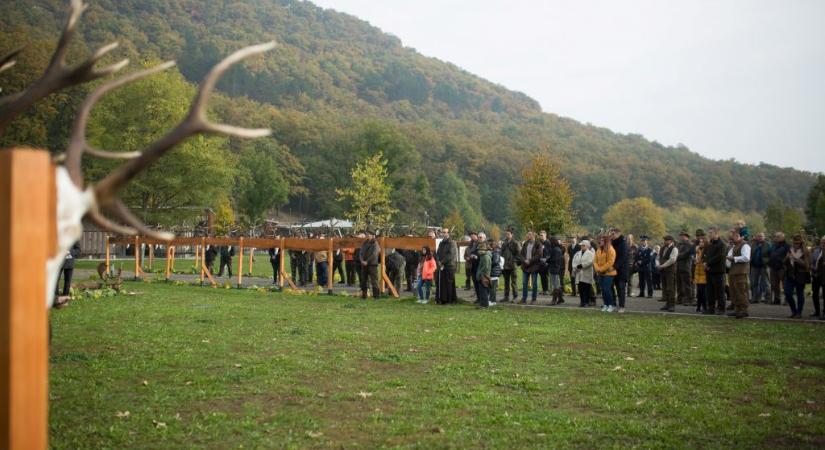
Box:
[248,247,254,276]
[278,238,286,290]
[133,236,140,280]
[382,271,399,298]
[201,260,216,286]
[169,246,175,272]
[165,246,173,280]
[193,243,200,272]
[237,237,244,288]
[0,149,50,450]
[199,239,205,285]
[104,235,110,274]
[327,237,334,294]
[380,236,386,294]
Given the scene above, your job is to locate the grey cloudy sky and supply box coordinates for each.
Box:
[311,0,825,173]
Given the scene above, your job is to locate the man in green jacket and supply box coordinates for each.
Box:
[359,228,381,299]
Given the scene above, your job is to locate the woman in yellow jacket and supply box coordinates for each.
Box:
[594,235,618,312]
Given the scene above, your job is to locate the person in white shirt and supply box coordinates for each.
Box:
[726,228,751,318]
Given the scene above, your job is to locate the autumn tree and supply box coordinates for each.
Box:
[765,202,805,237]
[336,152,398,231]
[442,210,465,240]
[513,155,575,234]
[805,174,825,236]
[603,197,666,238]
[235,143,289,222]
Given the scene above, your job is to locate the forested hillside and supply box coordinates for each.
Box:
[1,0,817,229]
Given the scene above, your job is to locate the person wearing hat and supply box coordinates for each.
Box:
[566,236,579,297]
[726,228,751,318]
[500,228,522,302]
[572,239,595,307]
[359,228,382,299]
[676,230,695,306]
[703,226,728,314]
[656,235,679,311]
[634,235,654,298]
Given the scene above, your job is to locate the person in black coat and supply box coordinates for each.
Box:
[610,228,630,310]
[402,247,420,291]
[703,226,728,315]
[204,245,218,275]
[217,244,234,277]
[56,242,81,296]
[268,244,280,284]
[634,236,654,297]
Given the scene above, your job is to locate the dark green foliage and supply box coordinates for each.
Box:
[1,0,818,227]
[805,175,825,237]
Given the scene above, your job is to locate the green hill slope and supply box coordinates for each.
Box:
[1,0,817,228]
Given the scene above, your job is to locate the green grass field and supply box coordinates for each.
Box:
[50,282,825,449]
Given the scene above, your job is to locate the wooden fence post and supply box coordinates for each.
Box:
[248,247,254,276]
[0,149,51,450]
[237,237,244,288]
[193,243,199,272]
[380,236,386,295]
[327,237,334,294]
[133,236,140,280]
[199,239,205,285]
[104,235,110,274]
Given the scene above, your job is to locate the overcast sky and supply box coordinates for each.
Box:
[311,0,825,173]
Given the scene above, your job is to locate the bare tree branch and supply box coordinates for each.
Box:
[0,46,25,74]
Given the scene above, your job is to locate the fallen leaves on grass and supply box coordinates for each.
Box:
[141,380,149,386]
[306,431,323,438]
[612,366,623,371]
[758,413,771,417]
[234,363,242,368]
[152,419,167,429]
[357,391,373,399]
[624,357,635,361]
[431,427,445,434]
[115,411,130,418]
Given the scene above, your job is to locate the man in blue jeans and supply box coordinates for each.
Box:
[520,231,543,304]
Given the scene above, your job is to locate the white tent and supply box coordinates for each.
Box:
[296,218,353,229]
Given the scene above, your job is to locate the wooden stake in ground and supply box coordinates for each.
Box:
[0,149,51,450]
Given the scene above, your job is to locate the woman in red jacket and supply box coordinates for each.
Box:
[417,246,437,304]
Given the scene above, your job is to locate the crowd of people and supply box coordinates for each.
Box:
[184,222,825,320]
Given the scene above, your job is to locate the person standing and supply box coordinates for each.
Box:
[204,245,218,275]
[417,246,437,304]
[56,241,81,297]
[610,228,629,312]
[703,227,727,315]
[314,234,329,287]
[749,233,771,303]
[464,231,479,291]
[635,236,654,298]
[343,243,357,287]
[489,240,502,305]
[726,228,751,319]
[436,227,458,304]
[651,245,661,291]
[476,240,493,307]
[520,231,543,304]
[402,246,420,292]
[656,235,679,312]
[594,235,618,312]
[548,236,565,305]
[268,244,280,284]
[810,236,825,319]
[538,231,551,295]
[572,240,595,307]
[768,232,790,304]
[332,247,345,285]
[567,236,579,297]
[783,234,811,319]
[386,249,406,293]
[675,231,694,305]
[500,228,521,302]
[359,229,381,299]
[218,243,234,277]
[694,231,708,312]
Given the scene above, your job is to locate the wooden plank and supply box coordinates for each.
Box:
[203,237,237,246]
[237,237,244,288]
[199,240,205,284]
[278,238,286,289]
[243,237,279,249]
[0,148,50,450]
[104,235,110,274]
[247,247,254,276]
[201,260,216,286]
[282,237,329,252]
[334,237,366,250]
[133,236,140,280]
[380,236,386,293]
[384,236,436,251]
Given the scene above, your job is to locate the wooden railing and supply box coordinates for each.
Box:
[106,235,438,298]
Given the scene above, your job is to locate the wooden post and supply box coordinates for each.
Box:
[237,237,244,288]
[193,243,199,272]
[248,247,254,276]
[278,238,286,289]
[165,246,173,281]
[199,239,205,285]
[133,236,140,280]
[380,236,386,294]
[327,237,334,294]
[0,149,51,450]
[104,235,110,274]
[169,246,175,272]
[148,244,154,272]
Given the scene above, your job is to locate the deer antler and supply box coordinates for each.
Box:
[0,0,128,133]
[0,46,25,75]
[64,42,275,240]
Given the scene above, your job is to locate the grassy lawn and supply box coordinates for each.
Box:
[50,282,825,449]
